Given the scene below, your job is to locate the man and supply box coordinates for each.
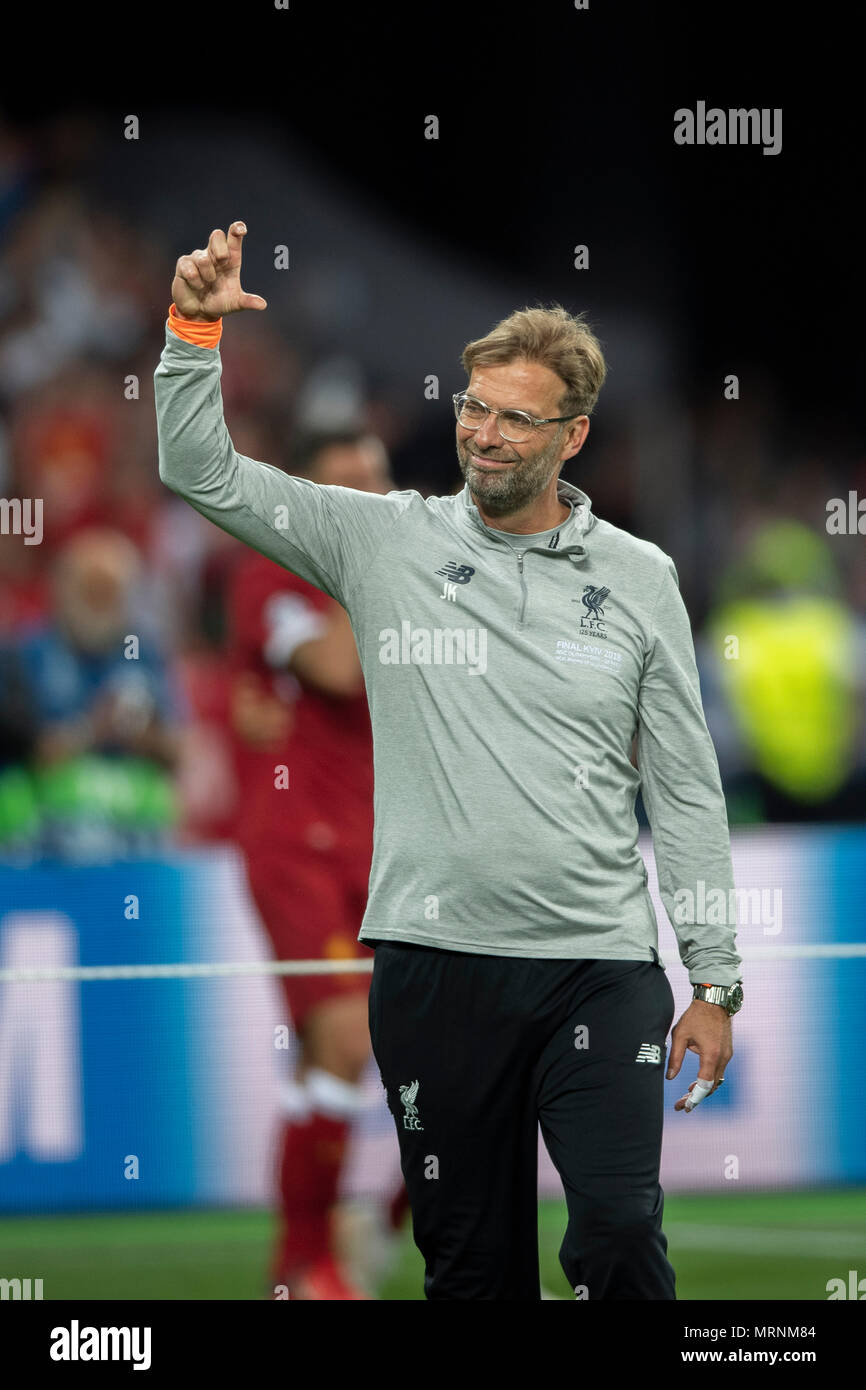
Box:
[698,517,866,823]
[14,528,179,860]
[226,427,406,1299]
[156,222,743,1301]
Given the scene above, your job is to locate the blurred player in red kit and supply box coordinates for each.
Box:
[227,427,405,1299]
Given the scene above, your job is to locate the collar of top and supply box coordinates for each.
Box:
[458,477,594,559]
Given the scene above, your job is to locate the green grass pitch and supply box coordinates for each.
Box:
[1,1190,863,1300]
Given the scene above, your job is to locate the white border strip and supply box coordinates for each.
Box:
[0,942,864,983]
[0,958,376,982]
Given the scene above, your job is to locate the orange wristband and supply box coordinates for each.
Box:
[167,302,223,348]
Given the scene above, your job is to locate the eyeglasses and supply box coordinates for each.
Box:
[452,391,578,444]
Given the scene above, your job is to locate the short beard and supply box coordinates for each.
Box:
[456,427,564,519]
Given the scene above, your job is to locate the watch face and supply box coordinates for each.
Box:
[728,982,744,1014]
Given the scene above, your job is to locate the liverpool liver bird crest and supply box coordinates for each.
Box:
[581,584,610,621]
[399,1079,423,1129]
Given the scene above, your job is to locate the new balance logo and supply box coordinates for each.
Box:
[399,1080,424,1130]
[436,561,475,601]
[435,561,475,584]
[635,1043,662,1064]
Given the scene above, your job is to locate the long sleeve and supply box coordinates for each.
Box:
[636,558,743,985]
[154,321,411,606]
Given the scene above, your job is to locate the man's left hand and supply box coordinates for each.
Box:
[666,1000,733,1113]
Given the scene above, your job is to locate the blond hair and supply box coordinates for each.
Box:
[461,303,607,417]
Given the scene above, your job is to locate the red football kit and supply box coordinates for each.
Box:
[227,550,374,1030]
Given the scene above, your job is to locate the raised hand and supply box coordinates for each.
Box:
[171,222,267,321]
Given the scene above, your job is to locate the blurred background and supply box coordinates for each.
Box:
[0,2,864,1299]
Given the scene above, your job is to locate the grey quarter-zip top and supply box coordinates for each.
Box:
[155,323,741,985]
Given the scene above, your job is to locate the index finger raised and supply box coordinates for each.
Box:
[226,221,248,262]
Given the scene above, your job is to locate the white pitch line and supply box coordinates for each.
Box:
[665,1224,866,1258]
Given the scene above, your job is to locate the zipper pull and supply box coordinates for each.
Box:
[516,551,524,572]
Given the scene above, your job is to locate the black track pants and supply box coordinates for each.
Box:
[368,940,677,1301]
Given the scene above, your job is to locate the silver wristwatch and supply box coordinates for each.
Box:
[692,981,743,1015]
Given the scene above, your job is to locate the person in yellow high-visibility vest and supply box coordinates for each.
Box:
[698,519,866,822]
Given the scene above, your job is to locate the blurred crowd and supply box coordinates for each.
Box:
[1,117,865,864]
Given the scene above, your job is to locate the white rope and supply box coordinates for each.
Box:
[0,941,863,983]
[0,958,375,982]
[738,943,866,959]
